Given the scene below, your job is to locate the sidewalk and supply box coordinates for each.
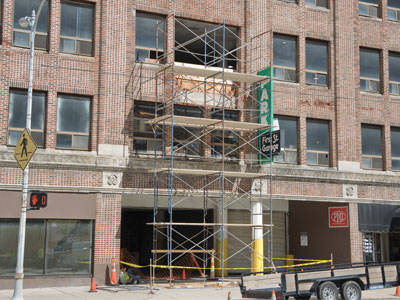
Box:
[0,285,398,300]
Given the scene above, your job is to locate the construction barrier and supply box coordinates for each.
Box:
[119,259,333,271]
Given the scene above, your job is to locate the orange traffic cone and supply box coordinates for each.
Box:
[182,269,186,280]
[89,276,97,293]
[210,255,215,279]
[395,286,400,297]
[110,257,117,285]
[271,290,277,300]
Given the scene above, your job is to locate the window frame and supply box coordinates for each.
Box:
[135,12,165,63]
[13,0,49,50]
[305,0,329,9]
[389,52,400,95]
[306,118,330,167]
[273,115,298,164]
[60,0,94,56]
[7,89,46,148]
[361,124,383,170]
[359,47,381,93]
[172,104,203,157]
[210,109,240,159]
[388,2,400,22]
[359,0,380,18]
[305,39,329,87]
[56,94,91,150]
[133,101,164,155]
[273,33,298,83]
[391,127,400,171]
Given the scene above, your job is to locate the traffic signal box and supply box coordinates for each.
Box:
[30,192,48,209]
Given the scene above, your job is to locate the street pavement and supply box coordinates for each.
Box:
[0,284,399,300]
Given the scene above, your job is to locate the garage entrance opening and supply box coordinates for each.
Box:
[120,209,214,269]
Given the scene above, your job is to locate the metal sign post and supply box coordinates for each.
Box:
[11,1,46,299]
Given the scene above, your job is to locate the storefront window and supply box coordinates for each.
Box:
[46,220,93,274]
[0,219,92,276]
[0,219,45,275]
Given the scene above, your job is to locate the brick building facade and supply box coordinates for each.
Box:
[1,0,400,289]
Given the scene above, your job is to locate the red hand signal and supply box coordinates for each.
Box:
[32,194,38,205]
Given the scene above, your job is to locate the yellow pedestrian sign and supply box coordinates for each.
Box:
[14,129,37,170]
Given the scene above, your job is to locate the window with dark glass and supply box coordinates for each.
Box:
[8,89,45,147]
[0,219,93,276]
[60,1,93,56]
[135,12,165,63]
[363,232,382,262]
[306,0,328,8]
[56,95,90,150]
[391,127,400,171]
[274,116,297,164]
[133,101,163,154]
[361,124,383,170]
[211,109,239,159]
[175,19,238,69]
[306,39,328,86]
[359,0,379,18]
[173,105,202,156]
[13,0,49,49]
[360,48,380,93]
[389,52,400,95]
[388,0,400,21]
[273,34,297,82]
[307,119,330,166]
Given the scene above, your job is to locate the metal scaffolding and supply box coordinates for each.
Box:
[127,14,275,282]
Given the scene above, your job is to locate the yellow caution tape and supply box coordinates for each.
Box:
[119,259,332,271]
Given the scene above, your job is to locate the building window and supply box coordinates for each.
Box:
[56,95,90,150]
[133,101,163,154]
[307,119,329,166]
[361,124,383,170]
[306,39,328,86]
[359,0,379,18]
[0,219,93,276]
[211,109,239,159]
[389,52,400,95]
[13,0,49,49]
[306,0,328,8]
[363,232,382,262]
[273,34,297,82]
[274,116,297,164]
[60,1,93,56]
[173,105,202,156]
[175,19,238,69]
[8,90,45,147]
[135,13,165,63]
[391,127,400,171]
[388,0,400,21]
[360,48,380,93]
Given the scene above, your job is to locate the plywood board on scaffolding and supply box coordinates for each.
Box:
[149,168,267,179]
[147,115,273,131]
[156,64,269,84]
[151,249,216,253]
[147,222,273,227]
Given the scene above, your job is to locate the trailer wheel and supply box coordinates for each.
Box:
[341,281,361,300]
[318,281,338,300]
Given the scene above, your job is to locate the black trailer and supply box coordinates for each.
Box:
[240,262,400,300]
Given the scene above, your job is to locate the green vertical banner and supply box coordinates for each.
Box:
[258,67,273,164]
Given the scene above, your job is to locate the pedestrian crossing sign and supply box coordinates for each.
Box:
[14,128,37,170]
